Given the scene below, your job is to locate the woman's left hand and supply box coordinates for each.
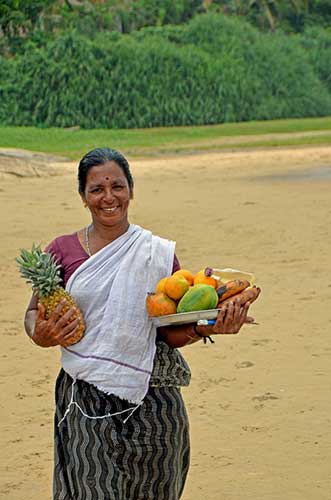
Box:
[196,298,252,337]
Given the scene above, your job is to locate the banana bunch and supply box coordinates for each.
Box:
[204,268,261,307]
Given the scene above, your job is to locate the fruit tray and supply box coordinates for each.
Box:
[151,309,220,327]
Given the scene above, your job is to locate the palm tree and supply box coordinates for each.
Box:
[247,0,278,30]
[222,0,311,31]
[209,0,278,29]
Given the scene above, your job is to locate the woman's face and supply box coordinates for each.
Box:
[81,161,133,228]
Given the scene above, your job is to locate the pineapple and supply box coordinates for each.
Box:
[17,244,85,346]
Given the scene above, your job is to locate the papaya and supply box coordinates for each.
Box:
[177,284,218,313]
[172,269,195,286]
[146,292,177,317]
[155,277,169,294]
[193,270,218,288]
[164,274,189,300]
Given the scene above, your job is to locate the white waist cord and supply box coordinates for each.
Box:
[58,379,143,427]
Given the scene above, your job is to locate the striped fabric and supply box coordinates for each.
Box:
[54,344,191,499]
[150,341,191,388]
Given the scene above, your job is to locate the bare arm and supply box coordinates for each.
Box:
[157,299,252,348]
[157,323,203,348]
[25,294,39,338]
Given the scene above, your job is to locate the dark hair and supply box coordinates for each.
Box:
[78,147,134,195]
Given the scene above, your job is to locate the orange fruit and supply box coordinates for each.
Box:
[164,274,190,300]
[172,269,194,286]
[146,292,177,317]
[155,277,169,294]
[193,270,218,288]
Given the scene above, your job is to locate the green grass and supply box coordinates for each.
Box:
[0,117,330,159]
[152,133,331,154]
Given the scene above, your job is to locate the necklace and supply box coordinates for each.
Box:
[85,225,92,256]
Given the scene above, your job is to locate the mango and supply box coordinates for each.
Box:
[177,284,218,313]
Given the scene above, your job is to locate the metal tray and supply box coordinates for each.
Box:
[151,309,219,327]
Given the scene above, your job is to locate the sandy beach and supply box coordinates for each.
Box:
[1,144,331,500]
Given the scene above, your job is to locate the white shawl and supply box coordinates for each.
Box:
[62,224,175,404]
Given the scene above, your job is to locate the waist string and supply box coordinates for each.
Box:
[57,379,143,427]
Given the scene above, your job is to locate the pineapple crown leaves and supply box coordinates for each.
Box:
[16,243,63,297]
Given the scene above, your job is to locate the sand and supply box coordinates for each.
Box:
[1,144,331,500]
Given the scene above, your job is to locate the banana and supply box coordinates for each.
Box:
[217,279,250,302]
[217,285,261,308]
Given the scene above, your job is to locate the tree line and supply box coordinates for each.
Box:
[1,0,330,54]
[0,2,330,129]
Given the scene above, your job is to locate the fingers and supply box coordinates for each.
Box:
[47,301,79,331]
[51,307,81,346]
[239,301,250,323]
[224,300,235,322]
[56,306,79,329]
[214,306,226,328]
[213,299,251,335]
[37,302,46,321]
[50,299,68,323]
[34,300,81,347]
[39,302,80,328]
[222,299,240,332]
[43,314,80,347]
[61,317,80,336]
[60,323,82,347]
[212,304,232,334]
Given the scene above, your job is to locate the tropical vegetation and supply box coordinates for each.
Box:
[0,1,330,129]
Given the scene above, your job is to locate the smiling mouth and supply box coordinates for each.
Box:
[102,207,119,213]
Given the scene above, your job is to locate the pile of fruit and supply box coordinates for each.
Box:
[146,267,260,317]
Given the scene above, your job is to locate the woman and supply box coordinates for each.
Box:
[24,147,252,500]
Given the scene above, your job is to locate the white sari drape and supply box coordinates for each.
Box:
[62,224,175,404]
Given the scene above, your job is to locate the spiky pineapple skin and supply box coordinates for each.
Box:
[40,287,85,347]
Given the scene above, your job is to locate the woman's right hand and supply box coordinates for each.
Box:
[32,300,82,348]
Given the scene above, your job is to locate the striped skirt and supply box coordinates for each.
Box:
[54,369,190,499]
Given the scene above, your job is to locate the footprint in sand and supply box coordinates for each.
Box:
[252,392,279,402]
[236,361,254,369]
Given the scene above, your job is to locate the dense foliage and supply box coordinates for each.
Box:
[0,2,330,128]
[0,0,205,51]
[1,0,331,47]
[299,26,331,93]
[210,0,331,32]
